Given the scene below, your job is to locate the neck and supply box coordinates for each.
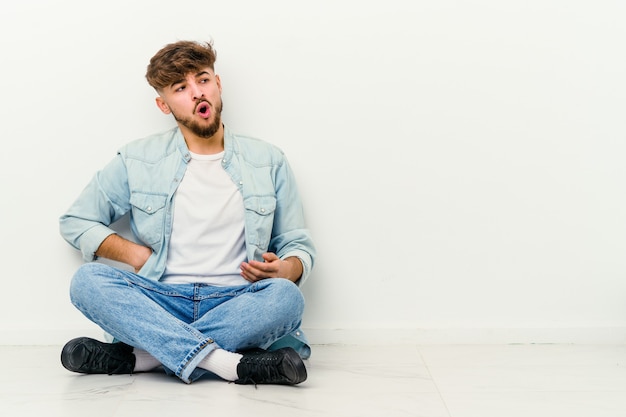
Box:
[181,123,225,155]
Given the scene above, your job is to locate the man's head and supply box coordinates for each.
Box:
[147,41,223,141]
[146,40,217,91]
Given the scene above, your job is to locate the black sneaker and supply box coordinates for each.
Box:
[61,337,135,375]
[235,347,307,385]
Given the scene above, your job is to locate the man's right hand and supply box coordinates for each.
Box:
[95,234,152,272]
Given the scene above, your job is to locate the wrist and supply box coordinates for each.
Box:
[284,256,303,281]
[131,245,152,271]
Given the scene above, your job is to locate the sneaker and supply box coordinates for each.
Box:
[235,347,307,385]
[61,337,135,375]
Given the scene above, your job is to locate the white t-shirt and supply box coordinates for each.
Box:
[161,151,248,286]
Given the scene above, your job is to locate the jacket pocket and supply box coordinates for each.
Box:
[129,192,167,246]
[243,195,276,250]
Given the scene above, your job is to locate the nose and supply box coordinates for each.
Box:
[189,82,204,100]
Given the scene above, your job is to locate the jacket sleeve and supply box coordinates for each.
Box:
[59,154,131,262]
[270,155,316,286]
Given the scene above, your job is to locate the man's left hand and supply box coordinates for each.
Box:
[240,253,302,283]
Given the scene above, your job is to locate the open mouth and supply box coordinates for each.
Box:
[196,102,211,118]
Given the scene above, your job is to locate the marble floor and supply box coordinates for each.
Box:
[2,343,626,416]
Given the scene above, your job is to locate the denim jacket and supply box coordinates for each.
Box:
[59,125,315,358]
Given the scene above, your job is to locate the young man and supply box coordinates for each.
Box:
[59,40,316,385]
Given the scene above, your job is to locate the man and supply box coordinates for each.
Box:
[58,40,316,385]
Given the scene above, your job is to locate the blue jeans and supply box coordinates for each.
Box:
[69,263,305,383]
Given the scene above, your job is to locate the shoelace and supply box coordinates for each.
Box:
[81,345,131,375]
[238,354,284,385]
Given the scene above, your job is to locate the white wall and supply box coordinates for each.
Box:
[1,0,625,345]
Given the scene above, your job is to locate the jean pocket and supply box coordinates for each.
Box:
[243,195,276,250]
[130,192,168,245]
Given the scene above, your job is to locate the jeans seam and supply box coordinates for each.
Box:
[177,338,216,383]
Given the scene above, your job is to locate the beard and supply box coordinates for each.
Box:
[172,99,224,138]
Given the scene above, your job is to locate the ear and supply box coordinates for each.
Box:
[155,97,171,114]
[216,74,222,93]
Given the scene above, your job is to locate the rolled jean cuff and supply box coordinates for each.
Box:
[177,337,218,383]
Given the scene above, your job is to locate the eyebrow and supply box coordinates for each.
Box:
[169,79,185,89]
[168,71,213,89]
